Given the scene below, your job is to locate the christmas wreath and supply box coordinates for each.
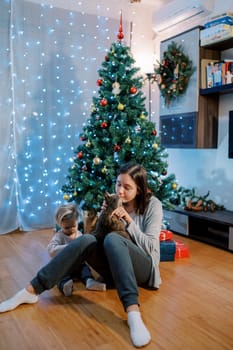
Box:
[154,41,195,106]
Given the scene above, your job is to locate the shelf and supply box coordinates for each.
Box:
[200,83,233,95]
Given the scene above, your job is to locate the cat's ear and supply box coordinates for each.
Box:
[104,192,110,199]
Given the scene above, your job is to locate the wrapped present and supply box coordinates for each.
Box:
[175,240,190,258]
[160,240,176,261]
[160,229,173,241]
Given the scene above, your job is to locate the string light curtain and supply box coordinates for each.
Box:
[0,0,120,234]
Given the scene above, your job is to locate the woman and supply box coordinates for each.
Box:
[0,162,163,348]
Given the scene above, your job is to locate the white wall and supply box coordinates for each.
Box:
[147,3,233,210]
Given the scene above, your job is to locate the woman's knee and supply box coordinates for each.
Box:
[70,233,96,251]
[103,232,123,250]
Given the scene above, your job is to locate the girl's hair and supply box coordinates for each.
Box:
[54,204,78,227]
[118,162,151,214]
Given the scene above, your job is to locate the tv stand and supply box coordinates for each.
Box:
[163,207,233,251]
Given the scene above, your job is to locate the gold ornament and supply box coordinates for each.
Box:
[63,194,69,200]
[93,155,101,165]
[172,182,178,190]
[140,113,146,119]
[101,165,108,173]
[86,140,91,147]
[117,102,124,110]
[125,136,131,144]
[152,142,158,149]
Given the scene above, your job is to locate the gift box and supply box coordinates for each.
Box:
[160,240,176,261]
[175,240,190,258]
[160,229,173,241]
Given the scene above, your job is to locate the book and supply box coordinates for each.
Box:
[225,61,233,84]
[201,59,218,88]
[213,62,224,87]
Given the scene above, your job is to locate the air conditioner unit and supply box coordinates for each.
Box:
[152,0,214,34]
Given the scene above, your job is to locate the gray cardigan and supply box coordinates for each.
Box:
[126,196,163,289]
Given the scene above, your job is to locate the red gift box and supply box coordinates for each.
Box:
[175,240,190,258]
[160,229,173,241]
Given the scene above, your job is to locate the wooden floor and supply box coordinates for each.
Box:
[0,229,232,350]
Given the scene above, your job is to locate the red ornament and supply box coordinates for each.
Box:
[114,144,121,152]
[77,151,83,159]
[151,129,157,136]
[80,135,87,141]
[130,86,137,94]
[101,121,108,128]
[161,170,167,176]
[100,98,108,106]
[105,55,109,61]
[97,79,103,86]
[82,165,87,172]
[117,12,124,41]
[117,32,124,40]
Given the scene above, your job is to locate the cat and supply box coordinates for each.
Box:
[91,192,131,241]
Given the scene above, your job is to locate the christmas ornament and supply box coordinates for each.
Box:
[140,113,146,119]
[130,86,137,94]
[135,124,141,133]
[101,121,108,128]
[161,169,167,176]
[101,165,108,174]
[117,102,124,110]
[93,155,101,165]
[77,151,83,159]
[97,79,103,86]
[125,136,131,144]
[152,142,158,149]
[86,140,91,147]
[151,129,157,136]
[82,165,87,171]
[73,191,77,196]
[114,144,121,152]
[117,11,124,41]
[63,194,69,200]
[80,135,87,141]
[154,41,195,106]
[100,98,108,106]
[172,182,178,190]
[112,82,121,95]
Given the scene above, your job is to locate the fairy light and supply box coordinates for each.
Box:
[2,0,122,228]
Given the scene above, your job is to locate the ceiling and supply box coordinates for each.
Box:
[29,0,174,18]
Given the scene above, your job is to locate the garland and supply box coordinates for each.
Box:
[154,41,195,106]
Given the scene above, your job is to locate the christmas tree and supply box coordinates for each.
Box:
[62,16,177,212]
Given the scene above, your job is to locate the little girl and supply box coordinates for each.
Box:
[47,203,106,296]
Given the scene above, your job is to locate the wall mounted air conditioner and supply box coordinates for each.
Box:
[152,0,214,34]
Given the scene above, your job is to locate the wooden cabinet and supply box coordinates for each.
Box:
[163,208,233,252]
[159,28,233,149]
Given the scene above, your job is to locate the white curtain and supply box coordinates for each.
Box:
[0,0,120,234]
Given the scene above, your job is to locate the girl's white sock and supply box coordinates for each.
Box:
[86,278,106,291]
[127,310,151,347]
[0,288,38,313]
[62,279,73,297]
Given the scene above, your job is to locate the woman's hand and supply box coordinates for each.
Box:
[111,207,132,226]
[100,200,107,212]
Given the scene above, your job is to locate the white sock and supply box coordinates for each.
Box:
[127,311,151,348]
[0,288,38,313]
[62,279,73,297]
[86,278,106,291]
